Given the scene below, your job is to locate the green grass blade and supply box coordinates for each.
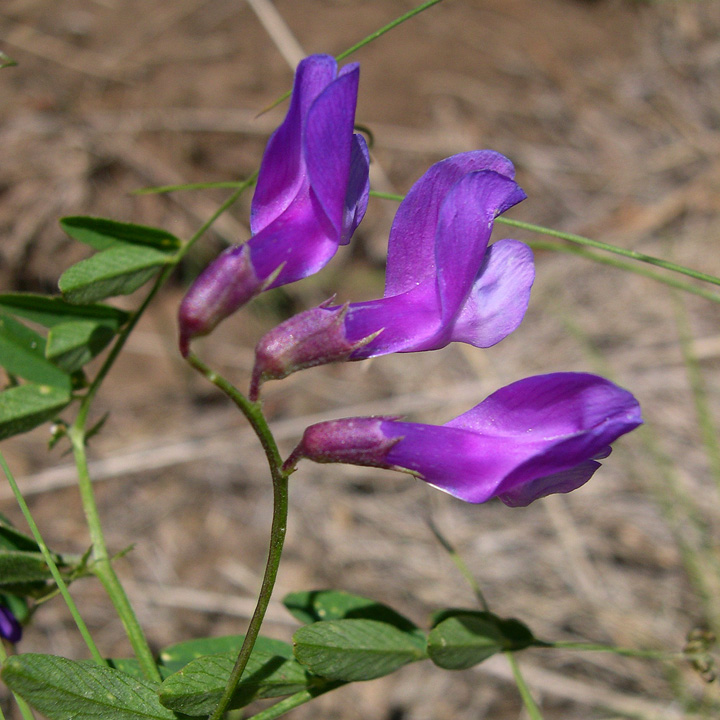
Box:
[336,0,447,61]
[497,216,720,288]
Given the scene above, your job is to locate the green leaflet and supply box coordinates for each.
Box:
[159,649,310,716]
[1,654,176,720]
[293,619,427,682]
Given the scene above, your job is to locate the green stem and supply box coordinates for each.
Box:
[175,175,258,263]
[427,520,489,611]
[336,0,447,61]
[526,239,720,304]
[185,354,289,720]
[0,453,104,666]
[548,641,684,661]
[247,682,346,720]
[133,180,249,196]
[673,294,720,491]
[0,638,36,720]
[67,426,159,682]
[497,216,720,287]
[506,652,544,720]
[258,0,448,115]
[368,190,720,291]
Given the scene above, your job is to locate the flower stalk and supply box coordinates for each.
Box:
[185,354,290,720]
[0,452,104,666]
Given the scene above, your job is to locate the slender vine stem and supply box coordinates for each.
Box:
[506,652,544,720]
[185,354,289,720]
[427,522,544,717]
[427,520,489,611]
[497,216,720,287]
[67,425,159,681]
[248,682,346,720]
[526,239,720,304]
[0,453,105,666]
[548,641,685,660]
[369,190,720,290]
[335,0,447,62]
[256,0,448,115]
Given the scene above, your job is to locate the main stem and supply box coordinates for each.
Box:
[186,354,290,720]
[68,424,160,682]
[209,470,288,720]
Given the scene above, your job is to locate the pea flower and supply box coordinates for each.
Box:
[179,54,370,356]
[251,151,533,396]
[0,605,21,644]
[285,373,642,507]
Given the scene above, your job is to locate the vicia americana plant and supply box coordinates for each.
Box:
[2,5,717,720]
[178,54,370,356]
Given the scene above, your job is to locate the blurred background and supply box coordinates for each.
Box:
[2,0,720,717]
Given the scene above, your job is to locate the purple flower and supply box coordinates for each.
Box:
[252,151,533,393]
[179,54,370,356]
[0,605,21,644]
[285,373,642,507]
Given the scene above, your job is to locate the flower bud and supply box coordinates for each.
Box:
[178,245,258,357]
[0,605,22,644]
[286,373,642,507]
[250,301,379,399]
[284,416,401,472]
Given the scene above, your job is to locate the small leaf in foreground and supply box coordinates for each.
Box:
[158,634,293,676]
[293,618,426,682]
[46,320,116,372]
[1,653,176,720]
[427,611,537,670]
[0,294,129,329]
[0,51,17,69]
[0,384,72,440]
[159,649,310,716]
[60,216,180,252]
[283,589,422,638]
[0,550,57,586]
[0,513,44,553]
[59,245,174,305]
[0,314,71,390]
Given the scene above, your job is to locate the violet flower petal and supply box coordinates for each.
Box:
[290,373,642,507]
[342,170,529,356]
[448,239,535,348]
[250,55,339,234]
[178,54,368,354]
[384,151,519,297]
[304,65,362,237]
[247,185,341,289]
[343,285,441,354]
[0,605,21,644]
[434,170,528,326]
[341,134,371,245]
[497,458,604,507]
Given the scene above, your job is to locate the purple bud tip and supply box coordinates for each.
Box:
[250,301,383,400]
[284,416,401,472]
[178,244,259,356]
[0,605,22,644]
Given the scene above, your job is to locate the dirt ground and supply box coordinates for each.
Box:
[2,0,720,718]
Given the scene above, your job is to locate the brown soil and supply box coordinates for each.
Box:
[2,1,720,718]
